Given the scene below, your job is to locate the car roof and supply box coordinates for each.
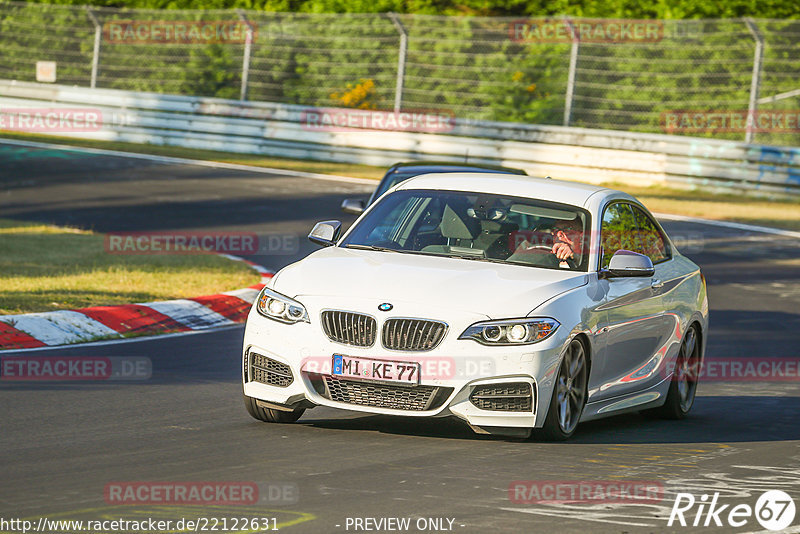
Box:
[394,172,625,208]
[388,161,527,175]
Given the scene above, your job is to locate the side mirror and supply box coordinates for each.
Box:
[308,220,342,247]
[341,198,366,215]
[602,250,655,278]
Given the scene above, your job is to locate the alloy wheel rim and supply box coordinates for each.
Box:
[677,328,699,412]
[557,340,587,434]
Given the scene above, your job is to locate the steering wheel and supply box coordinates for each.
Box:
[563,256,578,269]
[526,244,578,269]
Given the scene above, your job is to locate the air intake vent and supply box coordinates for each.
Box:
[322,376,452,411]
[381,318,447,352]
[470,382,533,412]
[321,310,377,347]
[248,352,293,387]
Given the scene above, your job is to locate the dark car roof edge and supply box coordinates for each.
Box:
[388,161,527,175]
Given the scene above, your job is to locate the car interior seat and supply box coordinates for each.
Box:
[421,204,482,255]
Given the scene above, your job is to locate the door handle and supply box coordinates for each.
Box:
[651,279,664,289]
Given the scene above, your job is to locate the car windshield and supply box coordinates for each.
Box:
[341,189,591,272]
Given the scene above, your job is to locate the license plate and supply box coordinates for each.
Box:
[332,354,420,385]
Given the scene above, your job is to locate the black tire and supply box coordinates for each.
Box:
[243,393,304,423]
[534,338,588,441]
[645,324,700,420]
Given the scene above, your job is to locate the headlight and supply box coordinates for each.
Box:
[256,287,309,324]
[459,318,559,345]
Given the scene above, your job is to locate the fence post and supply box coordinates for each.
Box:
[85,7,101,89]
[237,10,254,101]
[744,18,764,144]
[388,13,407,113]
[563,19,579,127]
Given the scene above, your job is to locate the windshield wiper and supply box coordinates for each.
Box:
[343,245,533,266]
[444,254,504,263]
[342,244,401,253]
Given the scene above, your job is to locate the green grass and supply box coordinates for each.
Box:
[3,131,800,231]
[0,219,261,315]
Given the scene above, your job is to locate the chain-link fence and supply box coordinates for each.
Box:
[1,1,799,146]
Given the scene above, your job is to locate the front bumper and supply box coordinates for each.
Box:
[241,299,566,431]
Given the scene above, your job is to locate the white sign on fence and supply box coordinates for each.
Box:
[36,61,56,83]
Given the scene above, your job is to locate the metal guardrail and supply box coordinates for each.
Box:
[1,80,798,194]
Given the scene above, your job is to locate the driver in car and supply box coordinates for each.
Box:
[550,218,583,264]
[510,217,583,269]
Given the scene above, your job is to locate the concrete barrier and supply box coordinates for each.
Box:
[1,79,797,194]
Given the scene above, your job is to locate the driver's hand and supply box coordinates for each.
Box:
[552,242,574,260]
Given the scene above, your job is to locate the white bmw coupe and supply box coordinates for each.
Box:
[242,173,708,440]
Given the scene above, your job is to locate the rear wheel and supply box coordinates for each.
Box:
[243,394,304,423]
[646,324,700,419]
[535,338,588,441]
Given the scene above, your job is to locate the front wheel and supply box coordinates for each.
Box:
[243,394,305,423]
[534,338,588,441]
[646,324,700,419]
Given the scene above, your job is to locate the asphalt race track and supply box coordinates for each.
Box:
[2,142,800,534]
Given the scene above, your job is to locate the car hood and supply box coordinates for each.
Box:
[271,246,588,319]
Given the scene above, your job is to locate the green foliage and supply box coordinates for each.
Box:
[22,0,800,18]
[3,2,799,146]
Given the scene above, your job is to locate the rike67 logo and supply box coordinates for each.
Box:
[668,490,796,531]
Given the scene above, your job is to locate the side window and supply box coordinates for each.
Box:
[600,203,639,268]
[631,205,671,264]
